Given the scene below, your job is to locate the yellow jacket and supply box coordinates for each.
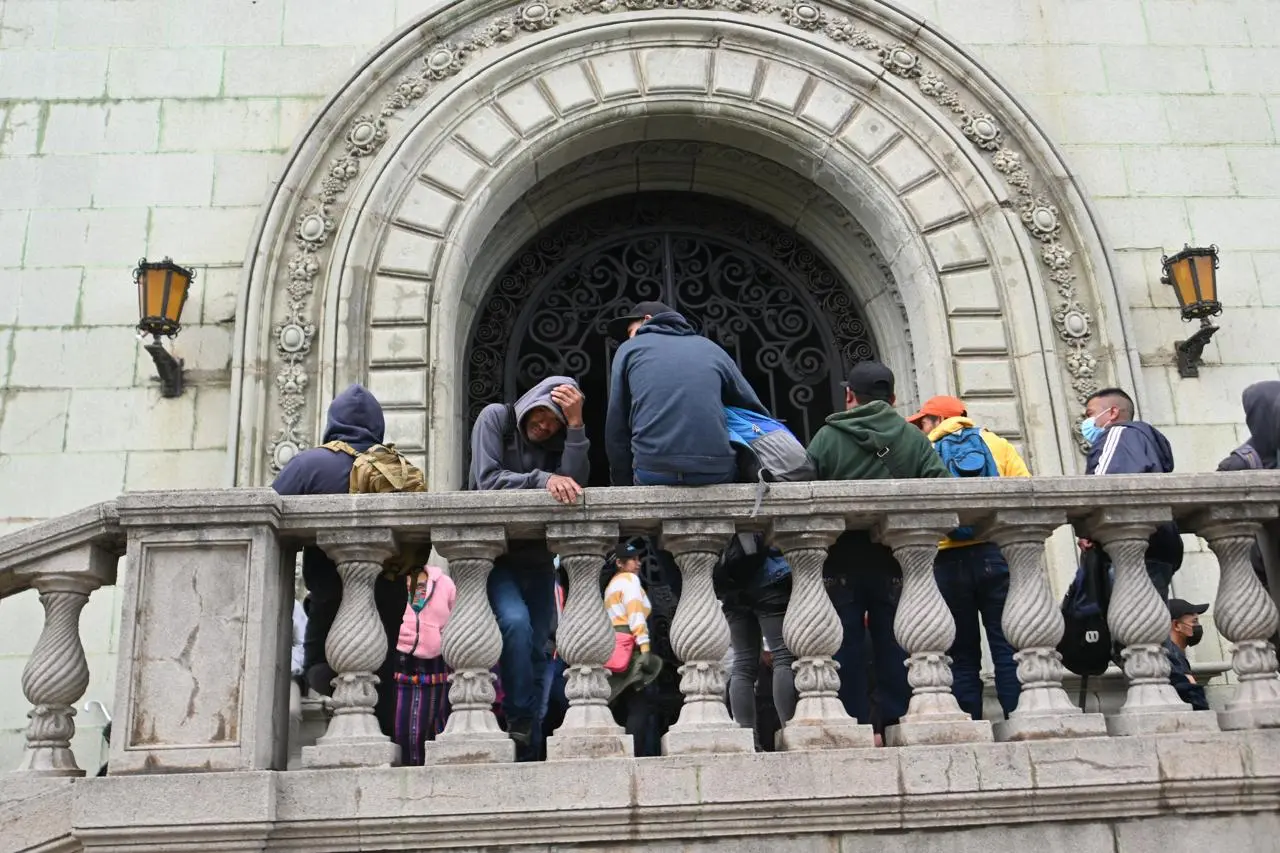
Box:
[928,417,1030,550]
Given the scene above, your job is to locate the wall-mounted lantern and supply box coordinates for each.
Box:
[135,257,194,398]
[1161,244,1221,379]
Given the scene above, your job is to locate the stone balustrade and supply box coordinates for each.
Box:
[3,473,1280,780]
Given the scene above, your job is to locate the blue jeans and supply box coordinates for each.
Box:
[825,535,911,730]
[933,542,1019,720]
[633,468,736,486]
[487,552,555,729]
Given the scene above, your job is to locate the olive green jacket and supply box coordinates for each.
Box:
[805,400,950,482]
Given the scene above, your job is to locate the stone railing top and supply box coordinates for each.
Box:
[105,471,1280,541]
[3,472,1279,592]
[0,501,123,595]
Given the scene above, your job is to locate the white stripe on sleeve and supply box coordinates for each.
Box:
[1094,425,1125,475]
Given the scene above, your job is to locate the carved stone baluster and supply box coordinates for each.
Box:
[13,554,111,776]
[661,520,754,755]
[423,525,515,765]
[878,513,993,746]
[986,510,1107,741]
[1089,509,1219,736]
[302,529,400,768]
[545,522,632,759]
[771,516,874,750]
[1194,506,1280,730]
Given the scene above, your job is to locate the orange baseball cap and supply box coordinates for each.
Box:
[907,395,967,425]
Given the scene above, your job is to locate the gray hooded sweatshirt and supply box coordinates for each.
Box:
[468,375,590,490]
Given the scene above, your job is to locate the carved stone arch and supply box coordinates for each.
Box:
[231,0,1138,489]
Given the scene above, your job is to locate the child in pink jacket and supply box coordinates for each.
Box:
[393,565,456,765]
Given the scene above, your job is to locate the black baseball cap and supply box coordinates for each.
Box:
[844,361,895,402]
[606,301,674,343]
[613,541,642,563]
[1168,598,1209,620]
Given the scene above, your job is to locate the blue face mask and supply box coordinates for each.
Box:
[1080,414,1106,446]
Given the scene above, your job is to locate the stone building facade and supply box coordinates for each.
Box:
[1,0,1279,772]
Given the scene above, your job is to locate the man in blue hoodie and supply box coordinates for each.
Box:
[272,384,405,735]
[1080,387,1183,598]
[469,375,588,752]
[605,301,766,486]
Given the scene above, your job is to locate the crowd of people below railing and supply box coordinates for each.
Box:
[272,301,1280,763]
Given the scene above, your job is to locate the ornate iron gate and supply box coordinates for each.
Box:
[466,192,878,482]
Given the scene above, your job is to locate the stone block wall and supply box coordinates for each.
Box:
[1,0,1278,767]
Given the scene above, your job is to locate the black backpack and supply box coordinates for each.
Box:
[1057,548,1115,706]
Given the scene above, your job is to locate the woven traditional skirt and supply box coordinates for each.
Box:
[392,652,451,766]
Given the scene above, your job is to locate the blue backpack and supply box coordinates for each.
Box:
[933,426,999,539]
[934,426,999,478]
[725,407,815,516]
[724,407,815,483]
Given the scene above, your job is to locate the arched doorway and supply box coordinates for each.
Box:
[232,0,1144,488]
[466,192,877,486]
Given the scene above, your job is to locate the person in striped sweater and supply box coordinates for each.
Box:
[604,541,663,755]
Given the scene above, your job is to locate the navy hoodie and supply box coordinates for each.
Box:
[1086,419,1183,569]
[271,384,394,691]
[272,383,386,496]
[468,375,589,490]
[605,311,766,484]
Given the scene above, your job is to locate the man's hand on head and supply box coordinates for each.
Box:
[551,384,585,428]
[547,474,584,505]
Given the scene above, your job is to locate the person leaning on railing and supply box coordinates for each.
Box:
[1077,387,1183,600]
[271,383,407,737]
[907,394,1029,722]
[468,375,588,758]
[805,361,949,739]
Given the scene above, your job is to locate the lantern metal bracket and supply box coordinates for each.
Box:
[144,335,185,398]
[1174,318,1218,379]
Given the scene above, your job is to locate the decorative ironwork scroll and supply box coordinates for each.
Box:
[466,192,877,445]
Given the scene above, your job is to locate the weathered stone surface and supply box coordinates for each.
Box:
[109,495,287,774]
[6,730,1270,850]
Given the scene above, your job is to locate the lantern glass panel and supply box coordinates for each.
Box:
[1168,257,1199,310]
[1192,253,1217,304]
[142,268,169,320]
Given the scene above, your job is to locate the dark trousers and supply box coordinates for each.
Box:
[724,580,796,735]
[933,542,1019,720]
[301,547,404,737]
[613,683,661,757]
[825,533,910,730]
